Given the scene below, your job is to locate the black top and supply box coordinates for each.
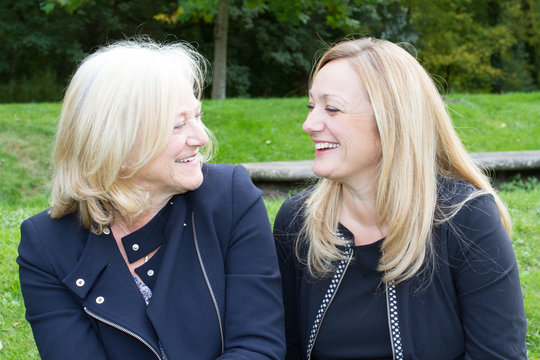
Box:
[312,227,392,360]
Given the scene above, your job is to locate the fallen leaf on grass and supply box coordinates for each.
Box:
[12,321,23,327]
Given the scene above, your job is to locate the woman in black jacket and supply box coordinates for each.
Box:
[273,37,526,359]
[18,39,285,359]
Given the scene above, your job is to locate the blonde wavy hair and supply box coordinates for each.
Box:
[49,38,214,234]
[301,37,511,284]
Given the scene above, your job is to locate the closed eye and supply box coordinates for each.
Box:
[175,111,203,130]
[326,107,340,113]
[174,122,186,129]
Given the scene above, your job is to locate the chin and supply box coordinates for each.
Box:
[312,164,332,179]
[184,176,204,192]
[191,180,204,191]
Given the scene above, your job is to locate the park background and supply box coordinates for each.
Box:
[1,0,539,358]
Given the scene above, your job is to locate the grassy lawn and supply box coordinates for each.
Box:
[205,93,540,163]
[0,94,539,358]
[1,204,44,359]
[499,178,540,358]
[446,92,540,152]
[1,92,539,206]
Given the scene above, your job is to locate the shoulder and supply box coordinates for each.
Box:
[436,177,500,228]
[21,209,83,243]
[273,189,313,260]
[436,177,503,232]
[437,177,479,207]
[190,163,263,220]
[436,179,512,267]
[274,188,311,232]
[198,163,258,195]
[200,162,240,180]
[18,210,87,273]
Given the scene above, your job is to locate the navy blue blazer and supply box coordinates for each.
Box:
[18,164,285,360]
[274,178,527,359]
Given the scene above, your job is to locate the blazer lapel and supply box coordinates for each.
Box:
[146,195,223,358]
[62,229,161,352]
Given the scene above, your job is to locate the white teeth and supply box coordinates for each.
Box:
[176,154,198,163]
[315,142,339,150]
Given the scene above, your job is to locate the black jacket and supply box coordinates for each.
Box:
[274,178,527,359]
[18,164,285,360]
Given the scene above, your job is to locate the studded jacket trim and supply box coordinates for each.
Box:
[386,282,403,360]
[304,234,403,360]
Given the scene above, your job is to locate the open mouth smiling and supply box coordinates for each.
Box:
[175,154,198,163]
[315,142,340,150]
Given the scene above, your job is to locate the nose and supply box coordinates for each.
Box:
[186,120,209,147]
[302,109,325,134]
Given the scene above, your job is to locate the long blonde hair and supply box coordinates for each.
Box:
[49,39,214,234]
[301,38,511,284]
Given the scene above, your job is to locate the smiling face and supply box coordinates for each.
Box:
[303,58,381,186]
[133,94,209,200]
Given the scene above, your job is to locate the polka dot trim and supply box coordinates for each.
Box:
[305,234,352,359]
[387,281,403,360]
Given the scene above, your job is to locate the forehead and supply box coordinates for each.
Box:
[310,58,367,100]
[177,94,201,113]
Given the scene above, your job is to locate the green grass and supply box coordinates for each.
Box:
[2,93,538,205]
[204,92,540,163]
[1,204,45,359]
[1,95,539,358]
[446,92,540,153]
[0,104,59,206]
[499,177,540,357]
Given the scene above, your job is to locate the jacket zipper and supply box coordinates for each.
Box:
[84,307,161,359]
[192,212,225,354]
[307,251,353,359]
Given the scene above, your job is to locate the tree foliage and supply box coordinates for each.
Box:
[404,0,539,92]
[0,0,538,101]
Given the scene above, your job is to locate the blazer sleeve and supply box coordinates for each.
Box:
[217,165,285,360]
[273,196,304,360]
[448,194,527,359]
[17,217,108,360]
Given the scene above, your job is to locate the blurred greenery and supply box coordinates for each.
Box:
[1,0,539,102]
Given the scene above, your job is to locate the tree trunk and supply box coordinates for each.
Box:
[211,0,229,99]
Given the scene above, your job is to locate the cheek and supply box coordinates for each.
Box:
[370,130,382,157]
[166,134,187,154]
[366,118,381,147]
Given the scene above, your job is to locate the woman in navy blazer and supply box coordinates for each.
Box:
[17,39,284,359]
[273,38,526,359]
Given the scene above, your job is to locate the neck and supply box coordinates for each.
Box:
[114,194,172,233]
[340,179,386,245]
[341,182,378,226]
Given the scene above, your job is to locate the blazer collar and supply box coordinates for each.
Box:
[60,195,190,354]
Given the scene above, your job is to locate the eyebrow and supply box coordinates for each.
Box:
[177,102,202,117]
[308,91,345,103]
